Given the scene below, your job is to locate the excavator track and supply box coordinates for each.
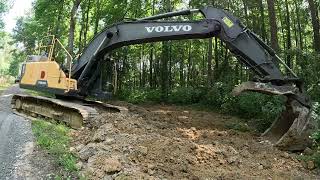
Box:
[11,94,127,129]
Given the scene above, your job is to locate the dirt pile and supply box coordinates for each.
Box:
[71,103,318,179]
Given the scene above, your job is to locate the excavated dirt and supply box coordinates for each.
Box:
[71,102,319,179]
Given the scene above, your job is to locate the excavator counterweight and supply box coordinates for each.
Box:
[12,6,316,151]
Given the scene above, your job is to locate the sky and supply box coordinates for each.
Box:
[3,0,33,33]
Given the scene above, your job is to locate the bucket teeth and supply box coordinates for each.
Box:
[233,81,317,151]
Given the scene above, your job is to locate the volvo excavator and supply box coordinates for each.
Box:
[12,6,316,151]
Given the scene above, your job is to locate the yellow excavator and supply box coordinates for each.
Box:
[12,6,316,151]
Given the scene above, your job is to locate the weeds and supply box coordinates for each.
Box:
[31,120,78,172]
[26,89,55,98]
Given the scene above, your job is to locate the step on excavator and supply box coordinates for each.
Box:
[12,6,316,151]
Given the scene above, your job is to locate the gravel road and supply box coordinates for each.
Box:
[0,85,34,179]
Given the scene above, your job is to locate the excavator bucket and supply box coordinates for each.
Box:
[233,81,317,151]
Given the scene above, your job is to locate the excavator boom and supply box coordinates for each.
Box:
[72,7,288,94]
[13,6,316,151]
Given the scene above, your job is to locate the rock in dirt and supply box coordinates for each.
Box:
[75,144,85,151]
[260,160,272,169]
[78,143,98,161]
[87,155,122,174]
[227,156,238,164]
[303,147,314,156]
[137,146,148,156]
[281,152,290,159]
[103,158,122,173]
[241,150,251,158]
[104,138,115,145]
[92,124,115,142]
[307,161,315,170]
[76,161,84,169]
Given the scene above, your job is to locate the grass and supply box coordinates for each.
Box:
[298,152,320,169]
[0,83,13,93]
[26,89,55,98]
[31,120,78,173]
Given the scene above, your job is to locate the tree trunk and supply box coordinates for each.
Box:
[94,0,101,34]
[294,0,303,50]
[285,0,292,69]
[54,0,64,38]
[266,0,280,52]
[242,0,250,27]
[149,0,155,88]
[207,38,212,86]
[83,0,91,46]
[307,0,320,52]
[259,0,267,41]
[78,8,86,51]
[68,0,81,56]
[161,42,169,99]
[277,2,286,51]
[179,48,185,87]
[187,41,192,86]
[214,37,219,80]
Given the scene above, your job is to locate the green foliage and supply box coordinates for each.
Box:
[201,83,233,107]
[169,87,205,104]
[299,153,320,168]
[32,120,78,172]
[0,33,14,75]
[311,132,320,147]
[299,103,320,169]
[298,53,320,102]
[8,50,25,77]
[118,88,162,104]
[0,76,13,93]
[0,0,9,30]
[26,89,55,98]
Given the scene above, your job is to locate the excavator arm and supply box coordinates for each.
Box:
[72,7,288,86]
[70,7,315,150]
[71,7,308,104]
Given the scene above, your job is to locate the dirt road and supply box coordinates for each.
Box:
[0,85,34,179]
[0,85,60,179]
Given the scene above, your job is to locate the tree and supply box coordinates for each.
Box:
[0,0,9,30]
[266,0,280,52]
[307,0,320,52]
[284,0,292,68]
[68,0,81,56]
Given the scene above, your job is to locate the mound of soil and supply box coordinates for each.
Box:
[71,102,318,179]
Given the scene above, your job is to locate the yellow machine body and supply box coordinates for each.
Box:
[19,59,77,95]
[18,36,77,95]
